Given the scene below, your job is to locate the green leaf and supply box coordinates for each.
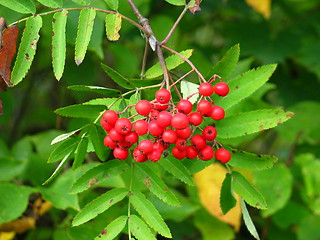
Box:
[48,137,78,163]
[89,124,108,161]
[241,199,261,240]
[71,0,90,5]
[231,171,267,209]
[220,173,237,214]
[72,188,127,226]
[215,109,294,139]
[103,0,118,10]
[0,183,35,224]
[101,63,135,89]
[181,80,199,104]
[297,215,320,240]
[214,64,277,111]
[129,78,162,88]
[0,0,35,14]
[95,215,127,240]
[70,160,129,194]
[158,154,194,186]
[135,163,180,206]
[130,191,171,238]
[105,13,122,41]
[68,85,121,97]
[129,215,157,240]
[227,148,278,171]
[145,49,194,79]
[43,153,71,185]
[208,44,240,80]
[55,104,106,118]
[73,136,89,169]
[52,10,68,80]
[181,158,213,175]
[253,163,293,217]
[51,127,83,145]
[165,0,186,6]
[36,0,63,8]
[75,8,96,65]
[11,16,42,85]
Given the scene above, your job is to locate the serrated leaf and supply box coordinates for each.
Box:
[105,13,122,41]
[70,160,129,194]
[48,137,78,163]
[231,171,267,209]
[220,173,237,214]
[36,0,63,8]
[52,10,68,80]
[72,188,127,226]
[215,109,294,139]
[165,0,186,6]
[73,136,88,169]
[55,104,106,118]
[71,0,90,5]
[75,8,96,65]
[68,85,121,97]
[0,0,35,14]
[227,148,278,171]
[129,215,157,240]
[129,78,162,88]
[104,0,118,10]
[241,199,261,240]
[145,49,193,79]
[101,63,135,89]
[208,44,240,80]
[135,163,180,206]
[158,154,194,186]
[95,215,127,240]
[130,191,171,238]
[214,64,277,111]
[51,127,83,145]
[89,124,108,161]
[11,16,42,85]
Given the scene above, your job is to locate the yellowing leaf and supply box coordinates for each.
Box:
[194,163,241,231]
[0,232,15,240]
[0,217,35,234]
[245,0,271,18]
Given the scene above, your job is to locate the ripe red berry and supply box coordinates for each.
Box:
[153,142,165,153]
[186,146,198,159]
[118,141,132,149]
[108,128,125,142]
[197,100,212,116]
[133,120,148,135]
[150,109,160,120]
[191,134,206,150]
[188,112,203,126]
[114,118,132,135]
[175,139,187,151]
[202,126,217,141]
[171,113,189,129]
[162,129,178,143]
[104,135,116,149]
[125,131,139,144]
[149,120,164,136]
[153,101,168,111]
[157,111,172,128]
[211,105,225,120]
[177,99,193,114]
[199,82,214,96]
[113,147,128,160]
[172,146,186,160]
[135,100,151,116]
[148,149,162,162]
[138,140,153,154]
[133,148,147,163]
[100,118,114,132]
[176,126,191,139]
[198,145,214,161]
[155,89,171,104]
[102,110,118,126]
[214,82,229,96]
[215,148,231,163]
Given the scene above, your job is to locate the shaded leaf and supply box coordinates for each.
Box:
[95,215,127,240]
[75,8,96,65]
[52,10,68,80]
[103,0,118,10]
[129,215,157,240]
[241,199,261,240]
[165,0,186,6]
[68,85,121,97]
[71,0,90,5]
[11,16,42,85]
[73,136,88,169]
[89,124,108,161]
[129,78,162,88]
[0,0,35,14]
[101,63,135,89]
[55,104,106,118]
[105,13,122,41]
[43,153,71,185]
[72,188,127,226]
[36,0,63,8]
[48,137,78,163]
[220,173,237,215]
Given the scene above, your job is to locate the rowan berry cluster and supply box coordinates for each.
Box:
[100,79,232,164]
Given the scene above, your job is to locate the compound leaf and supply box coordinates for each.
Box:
[95,215,127,240]
[48,137,78,163]
[130,215,157,240]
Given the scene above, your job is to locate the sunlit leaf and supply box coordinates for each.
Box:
[241,199,261,240]
[0,0,35,14]
[36,0,63,8]
[165,0,186,6]
[105,13,122,41]
[48,137,78,163]
[101,64,135,89]
[245,0,271,18]
[129,215,157,240]
[68,85,121,97]
[103,0,118,10]
[55,104,106,118]
[95,215,127,240]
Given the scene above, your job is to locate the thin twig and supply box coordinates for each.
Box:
[140,38,149,78]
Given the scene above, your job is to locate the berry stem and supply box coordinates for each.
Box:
[140,38,149,78]
[208,74,222,83]
[169,74,183,100]
[169,69,194,88]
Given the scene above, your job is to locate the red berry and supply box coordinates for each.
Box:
[102,110,118,126]
[157,111,172,128]
[113,147,128,160]
[162,129,178,143]
[199,82,214,96]
[149,120,164,136]
[215,149,231,163]
[175,139,187,151]
[133,148,147,162]
[153,142,165,153]
[214,82,229,96]
[118,141,132,149]
[197,100,212,116]
[115,118,132,135]
[211,105,225,120]
[153,101,168,111]
[150,109,160,120]
[104,135,116,149]
[191,134,206,150]
[134,120,148,136]
[100,118,114,132]
[108,128,125,142]
[171,113,189,129]
[198,145,214,161]
[125,131,139,144]
[148,149,162,162]
[188,112,203,126]
[176,126,191,139]
[172,146,186,160]
[202,126,217,141]
[177,99,193,114]
[186,146,198,159]
[135,100,151,116]
[138,140,153,154]
[155,89,171,104]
